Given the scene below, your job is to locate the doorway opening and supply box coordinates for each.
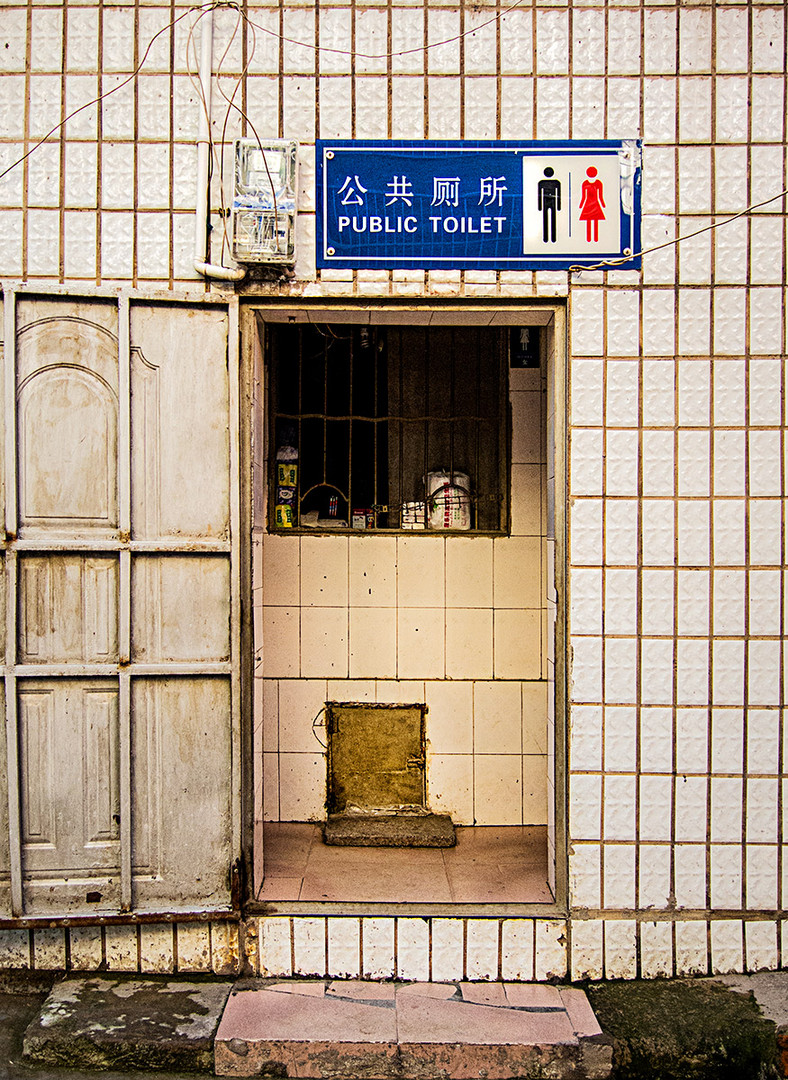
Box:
[249,304,565,910]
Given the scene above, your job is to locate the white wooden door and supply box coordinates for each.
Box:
[0,290,240,917]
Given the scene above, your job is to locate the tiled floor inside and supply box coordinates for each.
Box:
[258,824,552,903]
[215,980,606,1078]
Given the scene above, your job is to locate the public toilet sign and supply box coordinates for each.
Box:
[317,139,642,271]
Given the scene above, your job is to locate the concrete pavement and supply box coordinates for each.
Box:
[3,968,788,1079]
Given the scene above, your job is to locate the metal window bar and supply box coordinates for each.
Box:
[269,324,508,534]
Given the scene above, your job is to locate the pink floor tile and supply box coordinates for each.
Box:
[459,983,508,1006]
[267,982,327,997]
[396,983,459,1000]
[504,983,564,1009]
[559,987,604,1037]
[217,988,397,1043]
[257,876,304,900]
[326,980,396,1001]
[396,994,577,1046]
[259,824,550,904]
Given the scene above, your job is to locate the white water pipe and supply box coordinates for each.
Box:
[193,8,246,282]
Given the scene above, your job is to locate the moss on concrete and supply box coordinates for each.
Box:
[586,978,778,1080]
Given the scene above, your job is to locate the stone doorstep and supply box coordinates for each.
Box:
[214,980,612,1080]
[22,975,235,1073]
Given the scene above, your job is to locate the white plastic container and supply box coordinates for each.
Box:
[426,471,472,530]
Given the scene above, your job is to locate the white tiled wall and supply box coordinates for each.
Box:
[2,0,788,982]
[253,367,552,826]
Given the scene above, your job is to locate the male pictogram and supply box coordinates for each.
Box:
[579,166,605,242]
[537,167,561,243]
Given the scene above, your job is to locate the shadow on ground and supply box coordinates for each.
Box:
[586,977,779,1080]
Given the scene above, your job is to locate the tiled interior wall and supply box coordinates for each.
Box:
[253,356,552,827]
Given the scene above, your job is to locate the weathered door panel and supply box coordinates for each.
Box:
[130,306,230,540]
[15,305,119,539]
[19,679,121,914]
[131,677,233,909]
[131,555,230,663]
[1,292,239,918]
[18,556,119,663]
[0,684,9,916]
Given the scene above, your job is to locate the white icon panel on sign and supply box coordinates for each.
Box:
[523,156,621,255]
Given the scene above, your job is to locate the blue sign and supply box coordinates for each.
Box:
[317,139,641,271]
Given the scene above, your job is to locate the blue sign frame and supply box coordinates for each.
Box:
[317,139,641,271]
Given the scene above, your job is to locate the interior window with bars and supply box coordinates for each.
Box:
[268,323,509,533]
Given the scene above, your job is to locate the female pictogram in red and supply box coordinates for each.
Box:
[578,166,605,242]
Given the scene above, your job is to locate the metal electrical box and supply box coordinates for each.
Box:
[232,138,298,265]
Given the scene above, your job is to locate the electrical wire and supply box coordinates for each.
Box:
[568,186,788,275]
[0,3,204,185]
[0,0,786,277]
[243,0,531,62]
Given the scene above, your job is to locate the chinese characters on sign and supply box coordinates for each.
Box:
[317,140,641,271]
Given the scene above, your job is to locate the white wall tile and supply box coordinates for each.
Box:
[713,502,746,566]
[604,920,637,979]
[500,10,533,75]
[572,498,604,565]
[752,9,785,73]
[398,609,444,679]
[535,920,566,981]
[679,9,712,72]
[474,754,522,825]
[328,918,360,978]
[570,919,603,981]
[474,681,522,755]
[431,918,464,981]
[466,919,499,980]
[428,754,473,823]
[640,710,674,775]
[494,608,541,679]
[604,707,636,772]
[712,709,744,775]
[747,709,779,774]
[301,607,348,678]
[492,533,539,609]
[603,776,636,841]
[570,636,603,705]
[396,917,429,981]
[502,919,535,981]
[293,917,326,976]
[608,9,641,74]
[350,607,396,678]
[745,920,778,973]
[425,681,473,754]
[710,920,743,976]
[674,921,708,976]
[278,753,326,821]
[571,290,604,356]
[570,774,602,841]
[640,921,673,979]
[446,609,493,679]
[278,680,328,753]
[571,77,605,141]
[362,918,395,979]
[570,705,602,772]
[447,538,493,607]
[715,77,749,143]
[605,430,638,497]
[604,569,638,635]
